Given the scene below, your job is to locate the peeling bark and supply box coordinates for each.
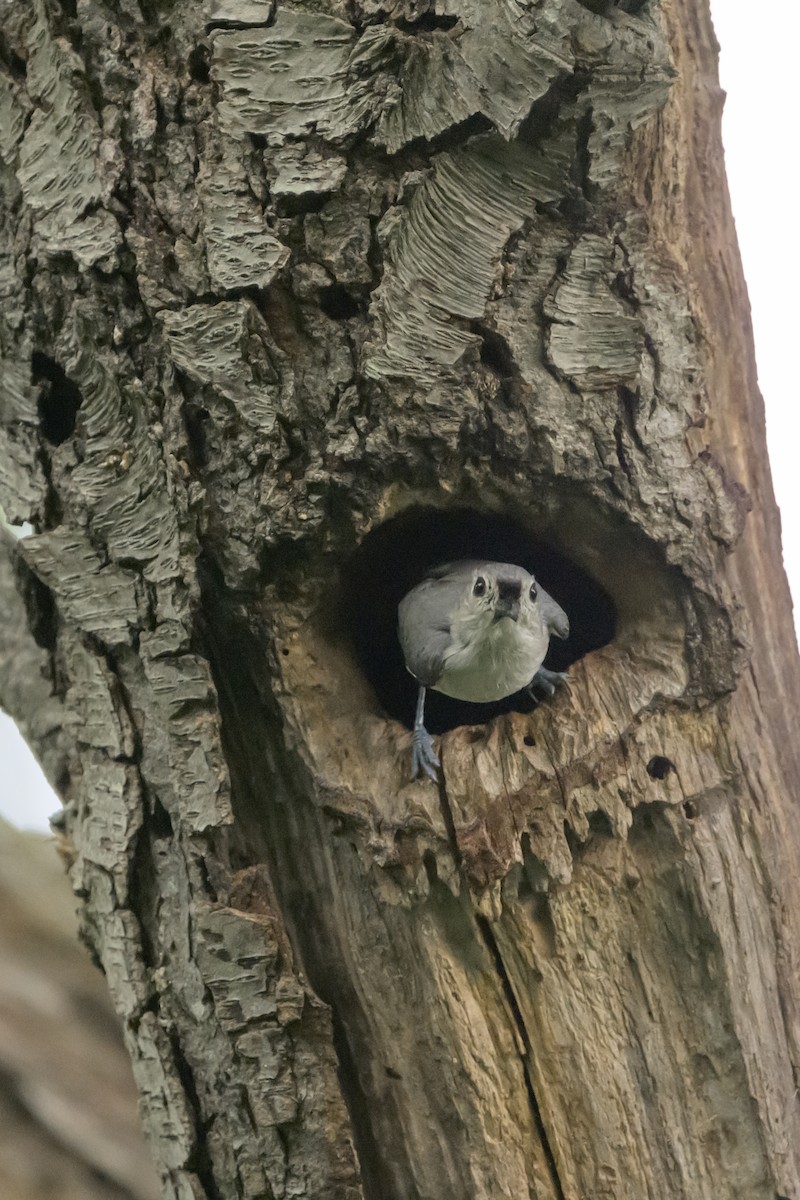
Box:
[1,0,799,1198]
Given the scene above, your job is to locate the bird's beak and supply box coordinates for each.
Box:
[553,615,570,640]
[494,597,520,622]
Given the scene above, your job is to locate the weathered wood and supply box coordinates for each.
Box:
[1,0,799,1197]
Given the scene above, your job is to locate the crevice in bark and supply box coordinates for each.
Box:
[575,0,613,13]
[435,774,462,868]
[575,103,594,202]
[613,416,632,480]
[518,70,590,152]
[330,1009,390,1200]
[187,44,211,85]
[0,30,26,77]
[476,328,515,379]
[184,404,211,470]
[14,554,59,653]
[393,112,494,159]
[32,351,83,445]
[393,14,459,34]
[575,0,648,14]
[563,818,590,862]
[279,191,330,217]
[474,915,566,1200]
[129,831,160,973]
[618,384,648,455]
[171,1035,221,1200]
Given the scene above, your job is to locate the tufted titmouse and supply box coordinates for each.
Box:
[398,560,570,780]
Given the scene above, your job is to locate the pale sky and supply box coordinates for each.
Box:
[1,5,796,832]
[711,5,800,619]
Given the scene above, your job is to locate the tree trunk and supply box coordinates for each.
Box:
[2,0,799,1197]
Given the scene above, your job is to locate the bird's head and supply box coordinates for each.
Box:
[420,559,570,643]
[456,562,544,633]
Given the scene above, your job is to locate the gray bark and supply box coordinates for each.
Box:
[2,0,799,1198]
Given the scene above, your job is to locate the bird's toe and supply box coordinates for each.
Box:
[412,727,440,781]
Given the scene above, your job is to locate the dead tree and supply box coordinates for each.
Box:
[1,0,799,1196]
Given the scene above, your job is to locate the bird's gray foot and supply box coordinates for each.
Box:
[528,666,568,698]
[412,724,440,781]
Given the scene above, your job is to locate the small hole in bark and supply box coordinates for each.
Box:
[588,809,614,838]
[385,1066,403,1079]
[151,797,174,837]
[683,800,698,820]
[319,284,362,321]
[187,45,210,84]
[647,755,674,780]
[282,647,290,657]
[184,404,210,469]
[523,735,535,747]
[32,352,83,445]
[342,506,616,734]
[476,326,516,377]
[279,192,329,217]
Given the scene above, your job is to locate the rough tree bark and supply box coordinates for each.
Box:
[1,0,799,1197]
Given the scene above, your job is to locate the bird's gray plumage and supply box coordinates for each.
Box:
[397,564,467,687]
[540,588,570,640]
[398,560,570,779]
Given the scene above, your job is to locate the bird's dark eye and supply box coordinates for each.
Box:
[529,581,538,601]
[473,577,486,597]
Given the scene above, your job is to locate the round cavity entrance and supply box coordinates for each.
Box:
[342,507,616,735]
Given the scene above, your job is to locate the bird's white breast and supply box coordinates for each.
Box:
[435,614,548,703]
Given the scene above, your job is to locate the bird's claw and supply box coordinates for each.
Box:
[528,666,568,699]
[411,724,440,781]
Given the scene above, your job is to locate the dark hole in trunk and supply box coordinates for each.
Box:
[32,352,83,445]
[341,506,616,734]
[647,755,675,780]
[319,284,363,320]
